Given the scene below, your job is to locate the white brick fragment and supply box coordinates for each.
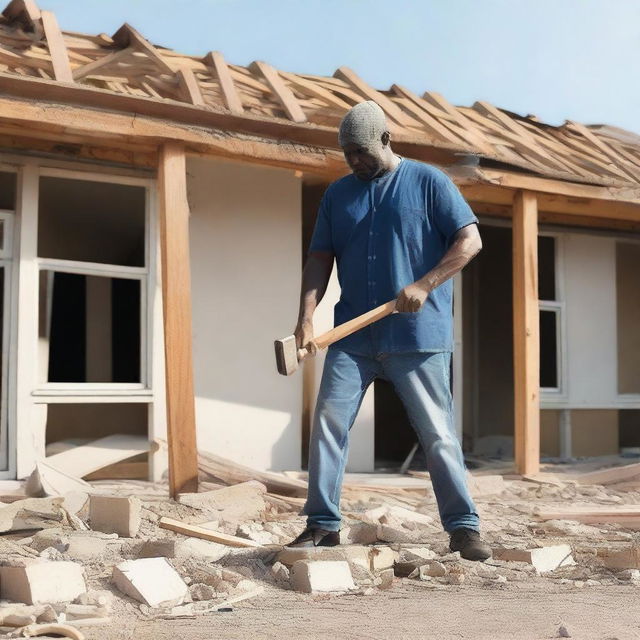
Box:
[290,560,356,593]
[90,496,141,537]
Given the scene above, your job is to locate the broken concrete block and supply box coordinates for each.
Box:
[89,495,141,537]
[277,545,369,571]
[597,546,640,570]
[65,535,108,561]
[271,561,290,583]
[375,568,394,590]
[177,481,267,522]
[370,547,398,572]
[493,544,575,573]
[138,537,228,562]
[399,547,437,564]
[0,497,66,533]
[0,560,86,604]
[189,583,216,601]
[112,558,188,608]
[341,522,378,545]
[376,524,426,544]
[419,561,447,578]
[290,560,356,593]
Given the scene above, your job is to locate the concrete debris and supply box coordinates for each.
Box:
[558,624,571,637]
[25,462,92,498]
[493,544,575,573]
[138,537,228,562]
[341,522,379,545]
[0,560,86,605]
[112,558,188,608]
[375,568,395,590]
[0,604,57,627]
[466,474,506,497]
[290,560,356,593]
[0,497,66,533]
[89,495,141,537]
[177,481,267,523]
[188,583,216,601]
[419,561,448,578]
[271,561,290,584]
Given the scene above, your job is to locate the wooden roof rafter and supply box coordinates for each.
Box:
[0,0,638,194]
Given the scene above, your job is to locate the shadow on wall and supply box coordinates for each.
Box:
[186,157,303,471]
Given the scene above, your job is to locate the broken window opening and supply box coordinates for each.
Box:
[40,271,142,384]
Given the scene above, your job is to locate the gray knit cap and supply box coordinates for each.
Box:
[338,100,387,148]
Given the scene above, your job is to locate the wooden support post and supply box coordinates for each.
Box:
[513,190,540,475]
[158,142,199,497]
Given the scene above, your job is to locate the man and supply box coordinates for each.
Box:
[288,101,490,561]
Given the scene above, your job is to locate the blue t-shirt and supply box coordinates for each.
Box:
[309,158,477,355]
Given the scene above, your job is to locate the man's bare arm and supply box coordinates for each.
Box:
[294,250,334,352]
[396,224,482,312]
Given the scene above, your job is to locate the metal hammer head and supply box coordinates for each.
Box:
[274,335,300,376]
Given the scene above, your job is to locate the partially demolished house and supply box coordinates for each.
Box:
[0,0,638,489]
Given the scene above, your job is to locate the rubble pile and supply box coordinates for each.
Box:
[1,455,640,637]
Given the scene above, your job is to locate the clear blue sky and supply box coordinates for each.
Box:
[44,0,640,133]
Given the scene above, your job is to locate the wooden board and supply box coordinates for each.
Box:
[44,434,152,478]
[512,191,540,475]
[198,449,307,497]
[536,506,640,530]
[41,10,73,83]
[573,462,640,486]
[158,143,199,498]
[159,516,262,548]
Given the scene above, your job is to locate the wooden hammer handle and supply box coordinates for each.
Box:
[313,300,397,351]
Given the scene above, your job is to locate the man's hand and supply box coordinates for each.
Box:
[396,281,430,313]
[294,319,318,355]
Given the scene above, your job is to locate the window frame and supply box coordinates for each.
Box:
[35,167,154,393]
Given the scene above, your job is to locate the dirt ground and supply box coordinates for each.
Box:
[3,455,640,640]
[87,583,640,640]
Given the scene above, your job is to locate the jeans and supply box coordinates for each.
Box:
[303,348,479,533]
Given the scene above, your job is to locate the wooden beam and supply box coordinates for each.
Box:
[158,142,199,497]
[2,0,42,36]
[72,47,132,81]
[176,67,205,106]
[334,66,421,129]
[249,60,307,123]
[111,23,174,75]
[512,190,540,476]
[204,51,243,114]
[41,10,72,82]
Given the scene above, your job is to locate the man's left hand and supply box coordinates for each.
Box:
[396,281,430,312]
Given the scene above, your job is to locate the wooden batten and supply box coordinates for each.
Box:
[204,51,244,114]
[512,190,540,476]
[41,10,73,82]
[158,142,199,497]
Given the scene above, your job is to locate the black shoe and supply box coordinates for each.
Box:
[286,527,340,548]
[449,528,492,561]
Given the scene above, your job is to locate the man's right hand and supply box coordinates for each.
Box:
[294,319,317,356]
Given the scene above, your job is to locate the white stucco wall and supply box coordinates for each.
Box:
[187,157,302,471]
[563,233,618,406]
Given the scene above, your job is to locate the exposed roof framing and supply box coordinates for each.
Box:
[0,1,639,190]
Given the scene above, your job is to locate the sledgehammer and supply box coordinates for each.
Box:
[274,300,397,376]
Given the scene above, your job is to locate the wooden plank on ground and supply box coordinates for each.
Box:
[512,190,540,476]
[158,142,199,498]
[204,51,243,114]
[159,516,262,547]
[536,506,640,529]
[41,10,73,82]
[198,450,307,497]
[573,462,640,486]
[44,434,152,478]
[249,60,306,123]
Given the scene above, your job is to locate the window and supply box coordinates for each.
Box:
[538,235,564,393]
[37,174,148,388]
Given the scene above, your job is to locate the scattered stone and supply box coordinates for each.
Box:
[341,522,378,545]
[65,536,108,562]
[138,537,228,562]
[558,624,571,637]
[290,560,356,593]
[375,568,395,590]
[370,547,398,572]
[177,481,267,522]
[189,583,216,601]
[112,558,188,608]
[75,590,114,608]
[0,497,65,533]
[466,474,506,497]
[617,569,640,582]
[271,561,290,583]
[0,560,86,604]
[493,544,575,573]
[89,495,141,537]
[419,561,447,579]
